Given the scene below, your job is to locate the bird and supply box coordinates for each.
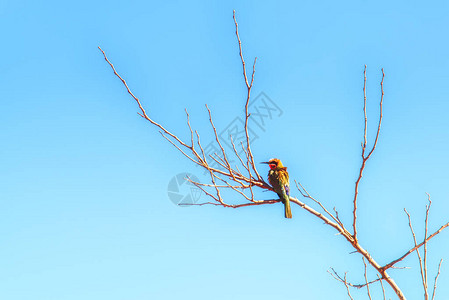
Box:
[262,158,292,219]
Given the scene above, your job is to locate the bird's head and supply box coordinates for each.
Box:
[261,158,284,170]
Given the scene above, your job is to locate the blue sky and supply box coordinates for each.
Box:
[1,0,449,299]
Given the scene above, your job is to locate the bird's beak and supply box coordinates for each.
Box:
[260,162,269,164]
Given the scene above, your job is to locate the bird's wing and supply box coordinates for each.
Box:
[280,167,289,181]
[284,183,290,197]
[280,167,290,196]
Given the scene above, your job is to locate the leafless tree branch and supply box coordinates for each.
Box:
[352,66,384,243]
[328,267,382,289]
[404,208,427,299]
[398,198,446,300]
[233,10,261,182]
[377,274,387,300]
[328,269,355,300]
[100,11,448,300]
[383,220,449,271]
[363,257,373,300]
[431,259,443,300]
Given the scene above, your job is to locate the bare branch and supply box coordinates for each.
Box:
[328,267,382,289]
[101,42,411,299]
[352,67,384,242]
[230,135,250,173]
[205,105,234,176]
[363,65,368,150]
[245,145,255,201]
[99,13,449,300]
[184,109,196,151]
[383,212,449,271]
[424,196,432,299]
[98,47,192,150]
[363,257,373,300]
[366,68,385,159]
[159,131,201,166]
[333,207,345,229]
[390,266,411,270]
[233,10,262,182]
[431,259,443,300]
[180,199,280,208]
[343,273,354,300]
[377,274,386,300]
[404,207,427,300]
[233,10,249,90]
[295,180,346,231]
[328,269,354,300]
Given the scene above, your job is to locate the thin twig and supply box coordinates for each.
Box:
[383,220,449,270]
[405,208,427,299]
[329,267,382,289]
[205,105,234,177]
[431,259,443,300]
[233,10,261,181]
[328,269,354,300]
[377,274,386,300]
[352,67,384,242]
[424,196,432,299]
[363,257,373,300]
[99,47,191,150]
[343,273,354,300]
[295,180,346,231]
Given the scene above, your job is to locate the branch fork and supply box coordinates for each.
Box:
[99,11,448,300]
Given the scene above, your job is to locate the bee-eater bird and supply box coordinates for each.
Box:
[262,158,292,219]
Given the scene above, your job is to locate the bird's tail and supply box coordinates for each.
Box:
[284,196,292,219]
